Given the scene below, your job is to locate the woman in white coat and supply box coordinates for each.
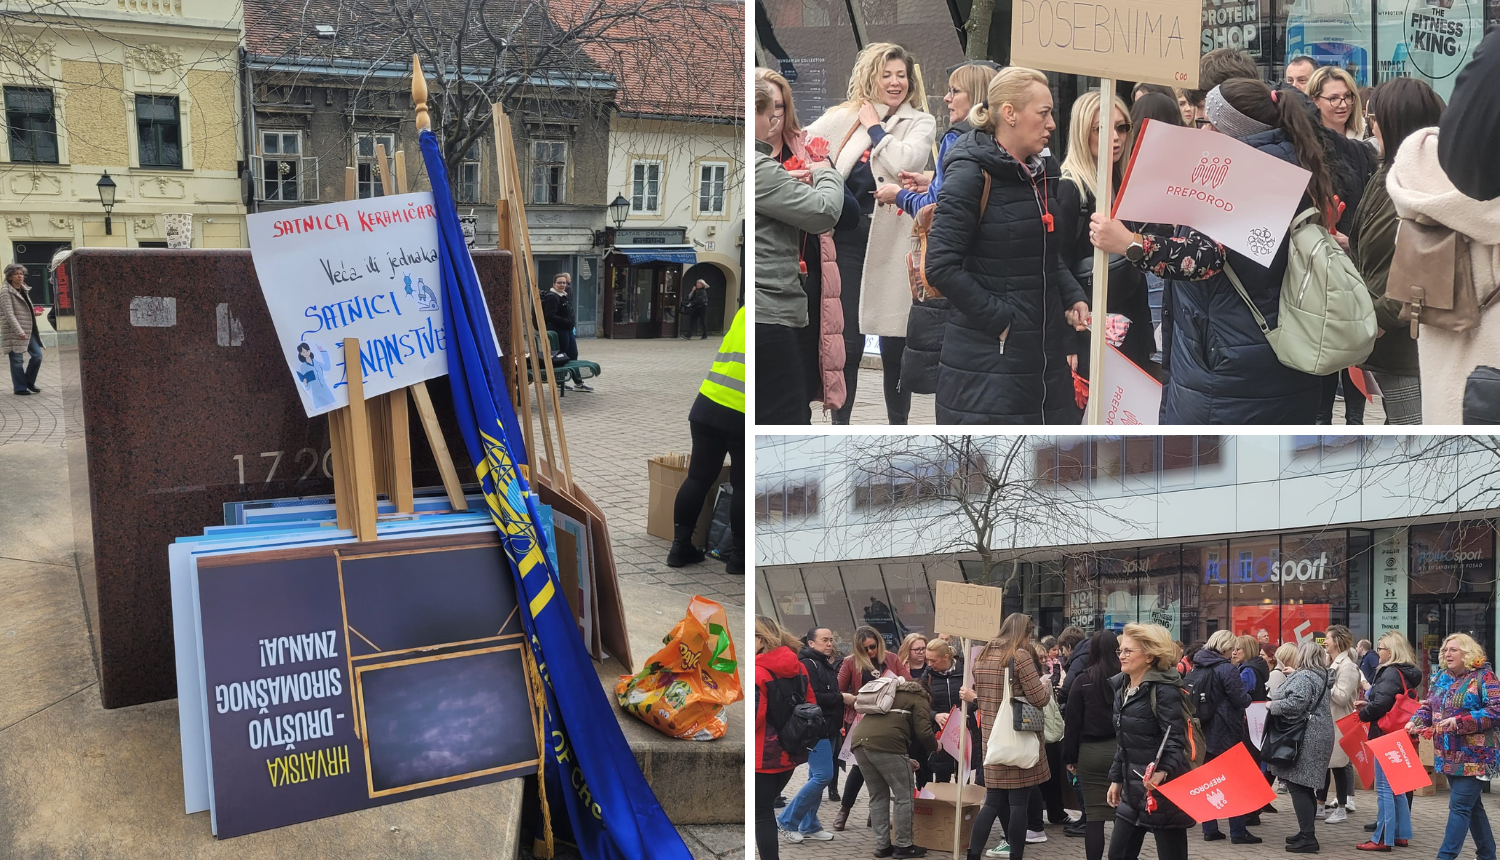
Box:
[1320,625,1361,823]
[806,42,936,424]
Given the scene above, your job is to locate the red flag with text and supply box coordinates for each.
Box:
[1155,743,1275,823]
[1335,712,1374,789]
[1365,729,1432,795]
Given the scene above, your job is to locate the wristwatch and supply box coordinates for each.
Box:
[1125,233,1146,263]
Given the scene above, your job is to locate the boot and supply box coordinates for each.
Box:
[725,548,744,576]
[665,525,704,567]
[827,782,841,802]
[833,808,849,831]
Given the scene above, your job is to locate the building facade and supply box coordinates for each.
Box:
[756,435,1500,676]
[0,0,245,313]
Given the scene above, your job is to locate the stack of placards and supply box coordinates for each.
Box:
[169,491,597,838]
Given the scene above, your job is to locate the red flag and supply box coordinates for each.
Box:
[1156,743,1275,823]
[1365,730,1433,795]
[1336,713,1373,789]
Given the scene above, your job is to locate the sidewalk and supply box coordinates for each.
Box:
[0,335,743,859]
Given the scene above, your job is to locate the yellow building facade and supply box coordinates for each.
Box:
[0,0,244,311]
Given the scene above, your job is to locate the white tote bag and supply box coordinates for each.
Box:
[983,667,1040,768]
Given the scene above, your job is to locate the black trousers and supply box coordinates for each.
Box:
[967,786,1038,860]
[757,769,795,860]
[755,322,810,424]
[1318,765,1351,806]
[1317,369,1365,424]
[841,765,864,812]
[1041,741,1068,823]
[683,307,709,339]
[671,418,743,553]
[829,214,910,425]
[1108,820,1188,860]
[1288,781,1319,841]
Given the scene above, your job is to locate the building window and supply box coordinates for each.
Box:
[136,95,181,168]
[355,132,395,198]
[697,161,727,214]
[630,159,661,213]
[5,88,57,163]
[756,471,822,522]
[851,452,986,510]
[259,131,306,201]
[531,140,566,204]
[459,140,482,203]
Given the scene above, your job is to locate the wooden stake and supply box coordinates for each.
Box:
[410,382,468,511]
[389,389,414,512]
[344,337,379,541]
[374,143,396,197]
[953,635,972,860]
[1085,78,1117,426]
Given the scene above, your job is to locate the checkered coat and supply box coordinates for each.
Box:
[1,282,32,354]
[974,642,1051,788]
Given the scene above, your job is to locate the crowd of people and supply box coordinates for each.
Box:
[755,616,1500,860]
[753,29,1500,425]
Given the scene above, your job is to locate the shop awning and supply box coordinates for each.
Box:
[611,244,697,266]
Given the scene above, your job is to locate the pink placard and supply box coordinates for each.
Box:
[1100,343,1161,425]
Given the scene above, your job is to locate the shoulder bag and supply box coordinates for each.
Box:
[1376,670,1421,734]
[1261,670,1329,766]
[1011,658,1047,732]
[984,665,1041,768]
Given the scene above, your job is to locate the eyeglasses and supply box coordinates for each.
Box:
[863,644,879,654]
[1093,122,1133,135]
[1116,648,1138,657]
[947,86,962,96]
[1377,645,1390,652]
[1319,94,1355,106]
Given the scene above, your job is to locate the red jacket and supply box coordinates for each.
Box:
[756,645,812,773]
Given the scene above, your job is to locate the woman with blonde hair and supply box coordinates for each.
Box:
[806,42,936,425]
[1357,631,1420,851]
[1308,66,1366,139]
[1191,629,1257,843]
[756,67,850,417]
[1321,625,1360,823]
[1057,88,1155,378]
[832,625,911,830]
[1408,634,1500,860]
[898,632,930,678]
[923,66,1090,423]
[1268,640,1335,853]
[1270,642,1301,694]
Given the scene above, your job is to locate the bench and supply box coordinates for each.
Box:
[528,330,601,395]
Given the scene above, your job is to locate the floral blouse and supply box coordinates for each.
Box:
[1133,227,1226,282]
[1411,663,1500,777]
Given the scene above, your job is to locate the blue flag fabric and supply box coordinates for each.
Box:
[421,130,690,860]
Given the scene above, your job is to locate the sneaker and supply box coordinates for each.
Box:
[1232,834,1264,844]
[1346,798,1357,813]
[805,831,835,841]
[784,831,804,843]
[892,848,928,859]
[1365,823,1378,833]
[986,841,1011,858]
[575,382,594,392]
[1326,808,1348,824]
[873,848,895,859]
[1316,806,1327,820]
[1066,809,1083,822]
[1205,832,1227,842]
[1065,822,1087,838]
[1026,830,1048,844]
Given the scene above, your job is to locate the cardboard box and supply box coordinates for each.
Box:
[1416,768,1438,796]
[646,454,730,545]
[912,782,986,852]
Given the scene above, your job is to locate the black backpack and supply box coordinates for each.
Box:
[1182,664,1223,733]
[765,673,825,754]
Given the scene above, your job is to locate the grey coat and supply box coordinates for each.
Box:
[754,140,844,328]
[1,281,33,354]
[1267,668,1335,788]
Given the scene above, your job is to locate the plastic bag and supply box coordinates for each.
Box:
[616,595,743,740]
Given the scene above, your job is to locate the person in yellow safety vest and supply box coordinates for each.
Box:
[668,307,744,575]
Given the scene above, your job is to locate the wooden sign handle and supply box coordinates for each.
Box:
[1085,78,1117,426]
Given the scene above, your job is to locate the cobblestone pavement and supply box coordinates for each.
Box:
[813,363,1381,425]
[763,766,1494,860]
[0,346,66,447]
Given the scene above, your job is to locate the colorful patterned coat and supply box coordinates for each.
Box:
[1411,662,1500,777]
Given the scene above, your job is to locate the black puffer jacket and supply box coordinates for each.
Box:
[921,660,980,775]
[925,131,1087,423]
[1157,128,1322,424]
[1109,668,1195,829]
[799,645,844,740]
[1359,662,1423,740]
[1057,643,1091,708]
[902,122,972,396]
[1062,667,1116,765]
[1191,648,1250,755]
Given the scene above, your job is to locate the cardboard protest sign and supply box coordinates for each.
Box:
[247,193,448,417]
[1246,701,1269,749]
[1100,343,1161,424]
[1113,119,1313,265]
[1335,711,1374,789]
[1156,742,1275,822]
[934,581,1005,642]
[1009,0,1201,87]
[1365,729,1432,795]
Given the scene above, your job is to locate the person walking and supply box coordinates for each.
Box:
[1104,623,1195,860]
[1321,626,1361,824]
[2,263,41,396]
[964,614,1052,860]
[755,76,845,424]
[849,670,939,858]
[921,638,979,783]
[833,625,911,831]
[1063,629,1120,860]
[664,307,743,573]
[1407,633,1500,860]
[881,62,997,397]
[923,66,1090,424]
[1192,630,1258,843]
[1356,631,1421,850]
[756,616,814,860]
[805,42,936,425]
[777,627,844,842]
[682,280,710,340]
[1267,641,1336,854]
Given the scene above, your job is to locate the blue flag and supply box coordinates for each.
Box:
[421,130,690,860]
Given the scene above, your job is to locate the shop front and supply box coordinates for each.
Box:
[602,228,697,339]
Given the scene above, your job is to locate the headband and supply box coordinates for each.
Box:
[1205,85,1274,141]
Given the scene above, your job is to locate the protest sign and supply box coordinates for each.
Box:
[1010,0,1202,87]
[247,192,448,417]
[934,581,1005,642]
[1365,729,1432,795]
[1100,343,1161,424]
[1335,711,1374,788]
[940,707,965,762]
[1156,742,1275,822]
[1114,119,1313,265]
[1246,701,1269,749]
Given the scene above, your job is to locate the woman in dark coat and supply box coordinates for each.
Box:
[833,625,911,830]
[1089,79,1335,423]
[925,66,1090,424]
[921,638,979,781]
[1191,630,1257,843]
[1063,629,1120,860]
[1107,623,1195,860]
[1267,641,1336,854]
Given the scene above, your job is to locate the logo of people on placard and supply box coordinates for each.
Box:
[1385,750,1405,765]
[1191,153,1231,189]
[1247,226,1277,256]
[1207,788,1229,810]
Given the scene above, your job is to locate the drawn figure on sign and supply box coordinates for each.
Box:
[1247,226,1277,256]
[415,277,439,311]
[1191,153,1232,189]
[295,341,336,409]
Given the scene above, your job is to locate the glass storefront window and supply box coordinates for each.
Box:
[1282,529,1349,638]
[802,564,856,648]
[1349,531,1374,643]
[1066,555,1097,633]
[763,566,815,639]
[1031,559,1068,637]
[1410,520,1496,595]
[843,563,904,648]
[883,561,935,638]
[1099,551,1140,632]
[1229,534,1284,640]
[1141,545,1185,639]
[1185,541,1230,645]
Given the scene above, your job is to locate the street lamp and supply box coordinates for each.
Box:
[608,193,629,229]
[97,171,117,236]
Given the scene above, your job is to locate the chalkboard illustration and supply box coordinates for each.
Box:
[402,272,440,312]
[296,341,336,408]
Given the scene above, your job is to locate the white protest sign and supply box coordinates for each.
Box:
[247,193,447,417]
[1246,701,1269,749]
[934,581,1005,642]
[1113,118,1313,265]
[1101,343,1161,424]
[1010,0,1202,87]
